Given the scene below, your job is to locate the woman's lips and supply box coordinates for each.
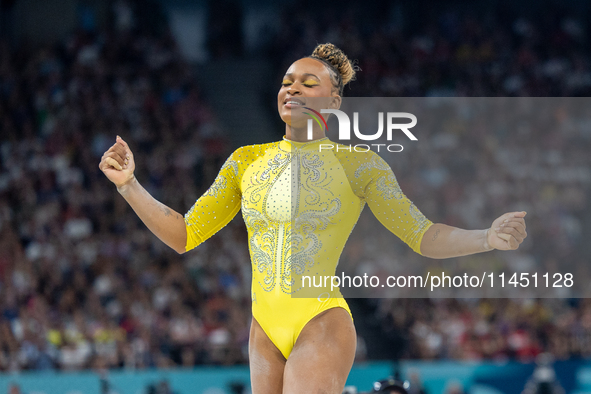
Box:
[284,98,304,108]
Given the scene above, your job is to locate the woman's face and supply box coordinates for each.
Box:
[277,57,340,129]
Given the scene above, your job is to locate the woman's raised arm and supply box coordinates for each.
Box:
[100,136,245,254]
[357,151,527,258]
[99,136,187,254]
[420,211,527,258]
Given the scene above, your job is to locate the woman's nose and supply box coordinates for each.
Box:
[287,84,301,95]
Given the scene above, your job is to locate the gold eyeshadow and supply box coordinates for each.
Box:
[280,78,319,86]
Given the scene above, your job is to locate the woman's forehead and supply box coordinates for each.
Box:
[285,57,330,78]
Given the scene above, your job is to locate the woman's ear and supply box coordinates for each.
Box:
[330,95,342,110]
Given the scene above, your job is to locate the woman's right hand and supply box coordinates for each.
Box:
[99,135,136,188]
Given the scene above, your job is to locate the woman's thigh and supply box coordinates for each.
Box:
[283,307,357,394]
[249,316,286,394]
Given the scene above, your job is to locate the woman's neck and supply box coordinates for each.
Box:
[284,125,326,142]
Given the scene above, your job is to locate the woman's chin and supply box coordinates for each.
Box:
[282,120,308,130]
[279,114,307,129]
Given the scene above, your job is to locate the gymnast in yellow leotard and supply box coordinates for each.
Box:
[99,43,528,394]
[184,135,433,359]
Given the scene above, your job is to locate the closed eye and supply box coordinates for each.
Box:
[281,79,319,87]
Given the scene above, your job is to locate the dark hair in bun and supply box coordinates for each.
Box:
[308,43,358,96]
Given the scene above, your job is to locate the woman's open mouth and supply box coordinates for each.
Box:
[284,98,305,108]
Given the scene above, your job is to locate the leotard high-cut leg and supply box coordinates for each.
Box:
[184,137,433,359]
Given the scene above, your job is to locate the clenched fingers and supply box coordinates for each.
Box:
[105,156,123,170]
[496,220,527,243]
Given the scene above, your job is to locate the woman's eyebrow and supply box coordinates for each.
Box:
[284,73,320,79]
[302,73,320,79]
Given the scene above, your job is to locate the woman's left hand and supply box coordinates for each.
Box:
[487,211,527,250]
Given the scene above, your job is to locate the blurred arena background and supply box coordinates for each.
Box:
[1,0,591,393]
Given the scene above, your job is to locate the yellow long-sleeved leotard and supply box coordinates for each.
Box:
[184,136,433,359]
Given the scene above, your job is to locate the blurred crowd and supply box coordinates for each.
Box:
[0,22,251,370]
[373,298,591,361]
[264,1,591,97]
[1,0,590,372]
